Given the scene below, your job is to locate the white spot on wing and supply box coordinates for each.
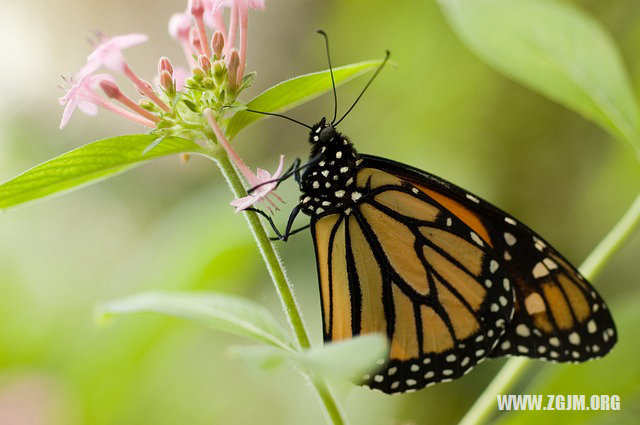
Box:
[516,324,530,337]
[532,262,549,278]
[490,260,499,273]
[543,258,558,270]
[466,193,480,203]
[470,232,484,246]
[504,232,516,246]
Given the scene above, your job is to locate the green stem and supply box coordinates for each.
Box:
[458,191,640,425]
[211,151,347,425]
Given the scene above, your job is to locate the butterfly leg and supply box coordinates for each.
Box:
[245,204,304,242]
[248,154,323,194]
[269,224,310,241]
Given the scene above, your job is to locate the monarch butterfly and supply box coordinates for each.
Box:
[246,31,617,394]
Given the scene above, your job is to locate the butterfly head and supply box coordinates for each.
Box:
[310,117,338,146]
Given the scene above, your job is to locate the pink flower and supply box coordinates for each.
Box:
[78,33,148,77]
[204,109,285,212]
[168,12,192,42]
[229,155,285,211]
[58,74,114,128]
[59,73,156,129]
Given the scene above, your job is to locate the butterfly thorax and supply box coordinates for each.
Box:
[300,118,363,216]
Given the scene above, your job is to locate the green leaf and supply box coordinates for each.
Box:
[0,134,208,210]
[98,291,293,352]
[304,333,388,380]
[232,333,388,382]
[439,0,640,156]
[226,60,384,139]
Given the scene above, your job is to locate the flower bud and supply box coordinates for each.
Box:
[156,118,175,129]
[157,57,174,76]
[139,99,156,111]
[99,79,121,99]
[212,60,226,85]
[202,77,214,89]
[227,49,240,91]
[198,55,211,73]
[192,67,206,82]
[159,70,175,93]
[211,31,224,59]
[135,79,155,97]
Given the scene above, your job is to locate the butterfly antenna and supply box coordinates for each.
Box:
[334,50,390,126]
[317,30,338,125]
[244,108,312,129]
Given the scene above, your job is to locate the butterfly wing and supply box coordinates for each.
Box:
[311,164,515,394]
[360,154,617,364]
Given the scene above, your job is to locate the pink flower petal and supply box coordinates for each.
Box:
[169,12,192,40]
[272,154,285,179]
[77,100,98,115]
[230,195,259,211]
[79,33,148,77]
[255,168,271,181]
[58,74,112,128]
[110,33,148,49]
[59,100,78,129]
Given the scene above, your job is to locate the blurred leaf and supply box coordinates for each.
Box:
[495,294,640,425]
[226,60,384,139]
[439,0,640,156]
[0,135,208,210]
[232,334,388,383]
[98,291,293,352]
[304,333,388,380]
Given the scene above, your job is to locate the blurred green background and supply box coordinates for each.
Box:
[1,0,640,424]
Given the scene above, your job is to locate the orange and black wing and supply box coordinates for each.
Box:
[361,154,617,365]
[311,165,515,394]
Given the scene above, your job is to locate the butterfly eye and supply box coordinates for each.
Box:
[319,126,337,142]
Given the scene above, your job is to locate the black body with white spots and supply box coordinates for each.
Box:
[299,118,362,216]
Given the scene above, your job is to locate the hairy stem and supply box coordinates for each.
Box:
[458,191,640,425]
[211,150,347,425]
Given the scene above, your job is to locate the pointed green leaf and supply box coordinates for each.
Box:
[232,333,388,382]
[304,333,388,380]
[226,60,384,139]
[0,134,208,210]
[439,0,640,156]
[98,291,293,351]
